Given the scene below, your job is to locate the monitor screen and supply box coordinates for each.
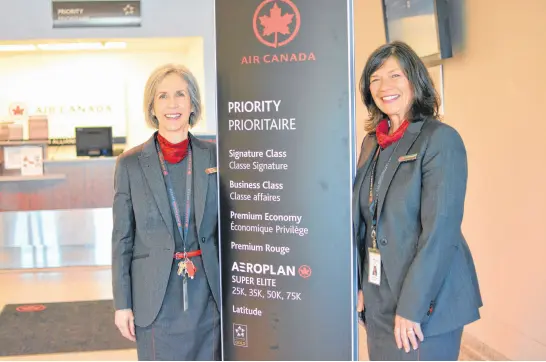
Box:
[383,0,440,58]
[75,127,113,157]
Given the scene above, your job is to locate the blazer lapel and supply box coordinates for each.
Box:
[353,135,379,230]
[376,120,425,221]
[138,134,174,239]
[190,134,210,233]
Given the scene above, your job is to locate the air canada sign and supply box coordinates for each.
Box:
[241,0,316,65]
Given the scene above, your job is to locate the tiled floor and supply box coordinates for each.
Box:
[0,266,137,361]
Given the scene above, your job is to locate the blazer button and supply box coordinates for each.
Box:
[379,238,388,246]
[201,237,205,243]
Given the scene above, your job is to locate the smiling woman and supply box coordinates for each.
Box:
[359,41,440,133]
[353,42,482,361]
[143,64,202,143]
[112,64,220,361]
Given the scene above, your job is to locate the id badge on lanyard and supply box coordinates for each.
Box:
[368,245,381,286]
[367,142,399,286]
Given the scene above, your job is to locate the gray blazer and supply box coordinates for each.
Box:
[112,133,219,327]
[353,118,483,337]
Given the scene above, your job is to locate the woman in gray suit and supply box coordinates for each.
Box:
[354,41,482,360]
[112,64,220,360]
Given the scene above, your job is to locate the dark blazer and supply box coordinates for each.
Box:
[111,132,219,327]
[353,118,483,337]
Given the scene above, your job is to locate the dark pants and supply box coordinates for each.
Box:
[135,316,220,361]
[135,255,221,361]
[367,327,463,361]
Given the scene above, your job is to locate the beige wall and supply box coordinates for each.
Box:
[354,0,386,149]
[355,0,546,360]
[354,1,385,359]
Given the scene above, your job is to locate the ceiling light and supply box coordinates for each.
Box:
[104,42,127,49]
[37,42,104,51]
[0,44,37,52]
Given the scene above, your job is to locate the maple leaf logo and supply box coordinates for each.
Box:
[12,105,24,116]
[253,0,301,48]
[259,3,294,48]
[298,265,312,279]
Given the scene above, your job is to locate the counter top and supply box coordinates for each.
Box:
[0,140,48,146]
[44,156,118,163]
[45,144,122,163]
[0,174,66,182]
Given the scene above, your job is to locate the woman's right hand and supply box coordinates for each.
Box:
[357,290,365,312]
[115,309,136,342]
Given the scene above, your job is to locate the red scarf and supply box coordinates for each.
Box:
[376,119,409,149]
[157,133,190,164]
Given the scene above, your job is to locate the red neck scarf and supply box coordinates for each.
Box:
[157,133,190,164]
[376,119,409,149]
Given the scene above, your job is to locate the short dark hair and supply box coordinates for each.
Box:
[359,41,440,133]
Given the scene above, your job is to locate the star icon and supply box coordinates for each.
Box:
[235,326,245,338]
[123,4,134,15]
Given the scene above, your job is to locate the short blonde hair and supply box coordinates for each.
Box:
[143,64,202,129]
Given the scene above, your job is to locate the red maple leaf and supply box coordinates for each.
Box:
[299,265,312,278]
[259,2,294,48]
[12,105,24,116]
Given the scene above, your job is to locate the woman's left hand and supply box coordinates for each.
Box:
[394,315,424,353]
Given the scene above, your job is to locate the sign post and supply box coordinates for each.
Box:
[215,0,357,359]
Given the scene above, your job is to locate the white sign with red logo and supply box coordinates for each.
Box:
[8,102,28,121]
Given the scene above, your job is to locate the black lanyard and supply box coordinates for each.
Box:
[368,141,400,249]
[155,138,193,254]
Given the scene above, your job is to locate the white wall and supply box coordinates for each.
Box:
[0,0,217,135]
[0,40,206,148]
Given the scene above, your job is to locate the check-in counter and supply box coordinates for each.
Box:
[0,145,118,212]
[0,135,214,212]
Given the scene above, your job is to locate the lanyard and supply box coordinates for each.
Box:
[155,138,193,254]
[368,141,400,249]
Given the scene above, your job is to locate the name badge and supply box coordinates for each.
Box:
[368,247,381,286]
[205,167,217,174]
[398,153,418,163]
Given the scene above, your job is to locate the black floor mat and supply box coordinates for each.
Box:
[0,300,135,356]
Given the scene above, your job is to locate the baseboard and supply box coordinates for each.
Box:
[359,326,510,361]
[461,332,510,361]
